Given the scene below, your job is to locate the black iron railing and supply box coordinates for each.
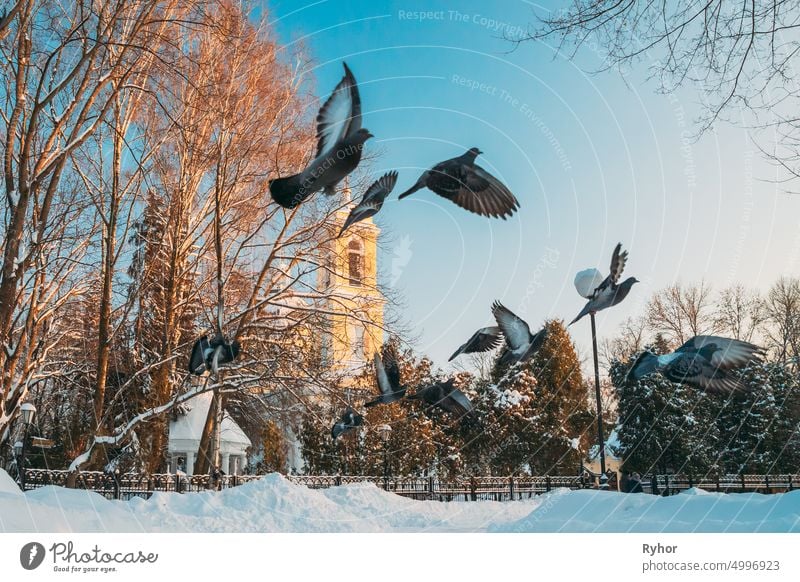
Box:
[15,469,800,501]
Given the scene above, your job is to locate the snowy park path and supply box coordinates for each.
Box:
[2,470,800,533]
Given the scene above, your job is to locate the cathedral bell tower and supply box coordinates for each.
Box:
[317,184,385,373]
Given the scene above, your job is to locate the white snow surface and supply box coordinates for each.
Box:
[1,470,799,533]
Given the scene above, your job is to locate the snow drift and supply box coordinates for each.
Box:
[1,469,798,533]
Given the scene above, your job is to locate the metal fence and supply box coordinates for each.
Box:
[16,469,800,501]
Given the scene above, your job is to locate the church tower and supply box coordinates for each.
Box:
[318,185,385,374]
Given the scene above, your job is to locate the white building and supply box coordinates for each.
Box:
[167,391,251,475]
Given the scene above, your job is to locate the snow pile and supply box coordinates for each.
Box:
[0,469,22,496]
[491,488,800,533]
[0,471,535,533]
[1,469,799,533]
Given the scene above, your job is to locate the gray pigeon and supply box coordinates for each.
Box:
[570,243,638,325]
[188,335,241,376]
[270,63,372,209]
[365,344,406,407]
[397,148,520,219]
[408,379,475,418]
[331,407,363,440]
[338,171,398,237]
[626,335,765,394]
[448,326,503,361]
[491,301,547,368]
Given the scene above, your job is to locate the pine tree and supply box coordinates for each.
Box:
[612,343,722,477]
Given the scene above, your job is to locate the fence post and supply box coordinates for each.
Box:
[175,474,182,494]
[740,473,746,493]
[663,474,670,496]
[765,475,770,494]
[651,474,659,495]
[509,476,515,500]
[334,475,342,487]
[789,475,794,491]
[428,476,435,500]
[546,475,551,492]
[715,473,720,492]
[688,474,693,489]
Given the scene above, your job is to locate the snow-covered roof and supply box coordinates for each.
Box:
[168,391,251,455]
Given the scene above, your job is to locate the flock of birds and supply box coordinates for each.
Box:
[191,62,767,443]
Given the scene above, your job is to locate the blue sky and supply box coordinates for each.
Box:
[264,0,800,369]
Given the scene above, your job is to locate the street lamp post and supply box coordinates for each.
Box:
[377,424,392,492]
[590,313,608,484]
[15,403,36,491]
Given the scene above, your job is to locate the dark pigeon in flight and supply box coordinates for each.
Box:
[570,243,638,325]
[408,379,475,419]
[189,335,241,376]
[365,344,406,407]
[398,148,520,219]
[626,335,765,394]
[491,301,547,368]
[270,63,372,209]
[331,407,363,440]
[338,171,398,237]
[448,326,503,361]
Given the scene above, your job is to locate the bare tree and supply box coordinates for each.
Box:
[762,277,800,366]
[530,2,800,182]
[0,0,198,448]
[601,315,649,366]
[714,284,765,342]
[645,282,717,345]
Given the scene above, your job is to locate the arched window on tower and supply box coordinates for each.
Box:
[347,238,364,286]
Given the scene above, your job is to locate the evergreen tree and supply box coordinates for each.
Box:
[612,344,723,477]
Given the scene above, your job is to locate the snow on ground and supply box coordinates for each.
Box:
[1,470,799,533]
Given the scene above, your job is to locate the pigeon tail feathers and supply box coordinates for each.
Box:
[270,173,311,209]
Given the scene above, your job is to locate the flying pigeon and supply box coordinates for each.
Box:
[331,407,363,440]
[626,335,765,394]
[338,171,398,237]
[491,301,547,368]
[270,63,372,209]
[448,326,503,362]
[189,335,241,375]
[397,148,520,219]
[408,379,475,418]
[570,243,638,325]
[365,344,406,407]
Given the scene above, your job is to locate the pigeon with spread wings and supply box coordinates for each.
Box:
[365,343,406,407]
[408,379,475,419]
[570,243,638,325]
[338,171,398,237]
[189,335,240,376]
[270,63,372,209]
[331,407,363,440]
[398,148,520,219]
[491,301,547,368]
[626,335,765,394]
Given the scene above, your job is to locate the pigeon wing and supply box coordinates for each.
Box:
[492,301,531,351]
[677,336,764,369]
[448,326,503,361]
[574,268,605,299]
[339,202,380,237]
[360,171,398,204]
[608,243,628,285]
[316,63,361,158]
[664,356,745,394]
[189,337,209,375]
[439,386,474,416]
[449,164,520,219]
[374,352,393,396]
